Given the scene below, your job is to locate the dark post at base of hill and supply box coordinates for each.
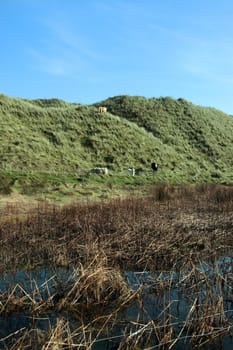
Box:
[151,162,158,175]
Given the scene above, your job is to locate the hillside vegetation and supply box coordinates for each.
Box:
[96,96,233,180]
[0,93,233,199]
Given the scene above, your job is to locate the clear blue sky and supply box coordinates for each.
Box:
[1,0,233,114]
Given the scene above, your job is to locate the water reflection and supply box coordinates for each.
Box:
[1,256,233,349]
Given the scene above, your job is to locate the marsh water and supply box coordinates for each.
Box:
[1,257,233,349]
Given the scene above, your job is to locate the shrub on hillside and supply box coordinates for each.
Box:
[0,174,15,194]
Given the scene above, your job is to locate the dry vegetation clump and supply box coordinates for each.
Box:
[0,270,141,349]
[0,256,134,316]
[55,256,133,313]
[188,296,230,348]
[1,319,81,350]
[0,257,139,349]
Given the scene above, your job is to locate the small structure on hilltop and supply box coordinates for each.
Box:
[98,106,107,113]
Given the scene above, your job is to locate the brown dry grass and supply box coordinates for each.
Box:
[0,184,233,272]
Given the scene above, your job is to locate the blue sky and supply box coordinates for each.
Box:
[1,0,233,114]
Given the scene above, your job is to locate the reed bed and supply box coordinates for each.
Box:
[0,184,233,348]
[0,184,233,272]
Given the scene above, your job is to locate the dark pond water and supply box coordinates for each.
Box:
[1,257,233,349]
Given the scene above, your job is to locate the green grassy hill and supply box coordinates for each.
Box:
[95,95,233,182]
[0,93,233,197]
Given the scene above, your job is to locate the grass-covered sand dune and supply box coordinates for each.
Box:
[96,95,233,180]
[1,93,233,201]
